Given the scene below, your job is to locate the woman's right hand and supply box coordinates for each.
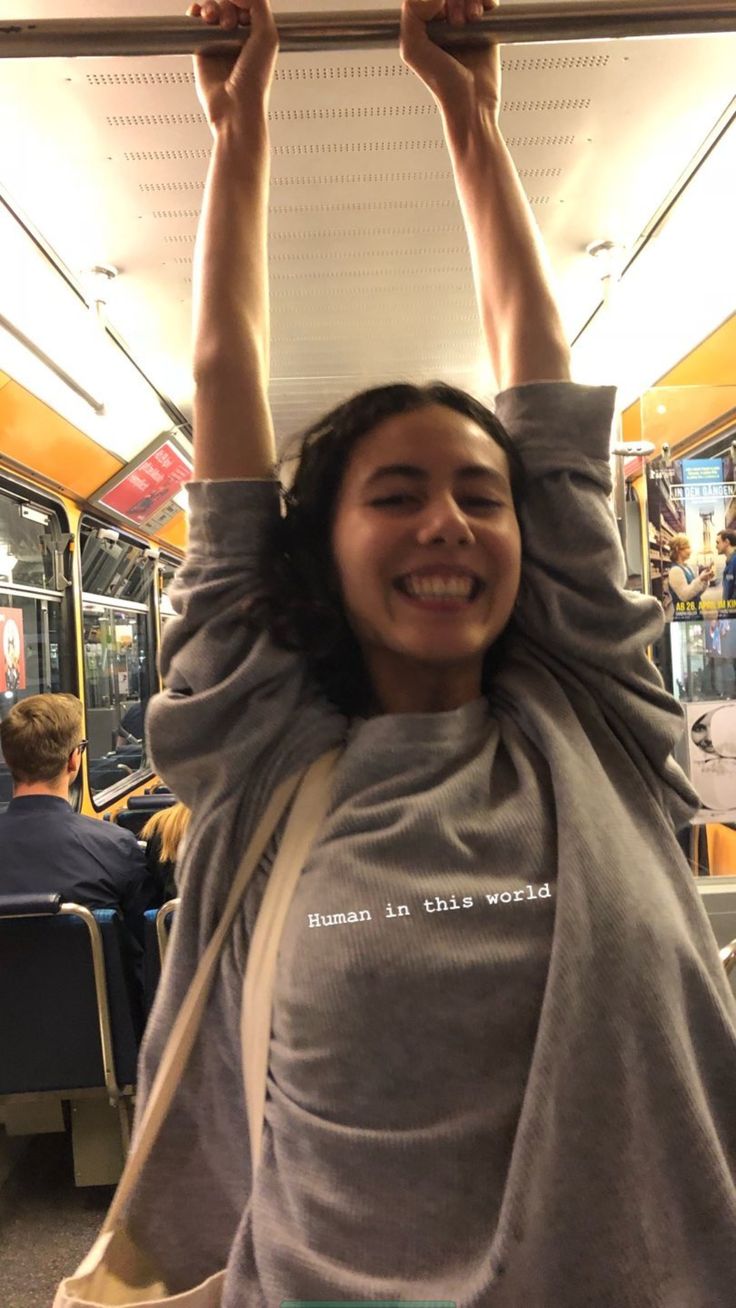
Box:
[186,0,279,133]
[400,0,500,130]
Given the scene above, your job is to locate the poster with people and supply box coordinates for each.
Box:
[646,453,736,622]
[0,607,26,693]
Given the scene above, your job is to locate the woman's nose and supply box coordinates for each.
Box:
[415,497,473,546]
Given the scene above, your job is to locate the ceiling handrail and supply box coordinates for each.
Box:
[2,1,736,59]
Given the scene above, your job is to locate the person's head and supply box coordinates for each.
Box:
[139,802,190,866]
[669,534,691,565]
[716,529,736,555]
[251,382,523,715]
[0,693,86,797]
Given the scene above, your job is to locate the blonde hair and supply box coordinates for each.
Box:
[0,693,83,783]
[668,533,691,562]
[140,801,190,865]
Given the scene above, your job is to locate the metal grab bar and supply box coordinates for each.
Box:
[156,897,179,966]
[2,1,736,60]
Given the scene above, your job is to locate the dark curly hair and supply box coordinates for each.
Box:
[247,381,523,716]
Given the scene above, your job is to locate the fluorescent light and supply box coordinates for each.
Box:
[0,192,177,462]
[572,121,736,406]
[0,310,104,414]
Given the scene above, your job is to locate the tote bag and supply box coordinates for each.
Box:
[53,748,342,1308]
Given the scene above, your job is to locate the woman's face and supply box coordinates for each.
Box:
[677,541,692,563]
[330,404,522,708]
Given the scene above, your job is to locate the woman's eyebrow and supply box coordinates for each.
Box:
[364,463,424,485]
[364,463,509,488]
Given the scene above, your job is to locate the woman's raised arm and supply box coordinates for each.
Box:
[400,0,571,390]
[187,0,279,479]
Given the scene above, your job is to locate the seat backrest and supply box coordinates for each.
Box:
[95,909,145,1079]
[116,794,177,837]
[0,899,141,1095]
[142,901,178,1016]
[115,808,149,837]
[143,909,161,1016]
[126,794,177,811]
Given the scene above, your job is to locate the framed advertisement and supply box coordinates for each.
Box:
[0,606,26,693]
[684,699,736,823]
[646,452,736,622]
[92,433,193,529]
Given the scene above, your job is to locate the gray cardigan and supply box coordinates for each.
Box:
[126,382,736,1306]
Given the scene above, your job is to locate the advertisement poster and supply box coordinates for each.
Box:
[98,438,192,526]
[646,454,736,622]
[0,607,26,693]
[685,699,736,822]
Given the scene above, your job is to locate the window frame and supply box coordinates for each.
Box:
[0,475,78,806]
[78,514,157,811]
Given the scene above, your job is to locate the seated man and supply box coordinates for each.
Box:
[0,694,160,985]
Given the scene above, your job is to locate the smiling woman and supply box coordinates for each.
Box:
[329,402,522,713]
[54,0,736,1305]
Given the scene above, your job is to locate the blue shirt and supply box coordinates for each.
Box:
[722,552,736,602]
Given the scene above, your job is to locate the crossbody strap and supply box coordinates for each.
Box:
[104,761,315,1231]
[242,747,343,1173]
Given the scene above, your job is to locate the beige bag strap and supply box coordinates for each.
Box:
[103,760,316,1232]
[242,747,342,1173]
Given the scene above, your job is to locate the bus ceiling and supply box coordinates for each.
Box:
[0,1,734,463]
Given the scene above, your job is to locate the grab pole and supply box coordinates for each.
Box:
[1,1,736,60]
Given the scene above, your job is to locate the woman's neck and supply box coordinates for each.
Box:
[367,656,483,716]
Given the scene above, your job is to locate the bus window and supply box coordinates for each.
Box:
[0,485,72,808]
[80,521,155,803]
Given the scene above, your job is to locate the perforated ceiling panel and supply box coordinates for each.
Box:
[0,0,734,453]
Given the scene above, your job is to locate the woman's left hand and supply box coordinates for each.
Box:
[400,0,500,126]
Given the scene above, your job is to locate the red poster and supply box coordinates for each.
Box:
[99,439,192,525]
[0,607,26,693]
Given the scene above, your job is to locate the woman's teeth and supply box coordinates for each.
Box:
[400,574,476,599]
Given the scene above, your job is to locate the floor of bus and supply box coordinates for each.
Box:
[0,1130,111,1308]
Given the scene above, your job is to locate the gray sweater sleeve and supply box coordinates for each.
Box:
[495,380,698,827]
[146,480,344,811]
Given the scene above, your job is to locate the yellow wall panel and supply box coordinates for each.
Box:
[622,313,736,449]
[0,377,122,496]
[155,510,187,551]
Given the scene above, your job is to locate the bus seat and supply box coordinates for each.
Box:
[116,808,153,837]
[0,897,141,1097]
[0,897,143,1184]
[143,909,159,1014]
[117,793,177,837]
[143,899,178,1015]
